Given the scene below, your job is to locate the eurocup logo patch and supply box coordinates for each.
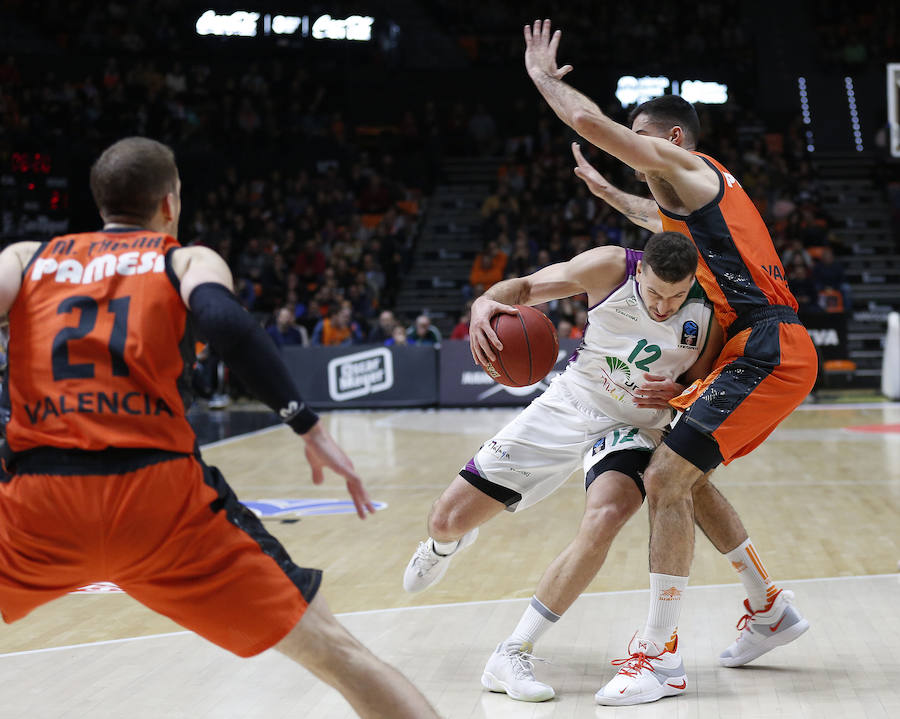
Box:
[591,437,607,455]
[680,320,699,347]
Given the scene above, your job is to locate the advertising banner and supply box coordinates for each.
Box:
[439,339,581,407]
[283,344,438,408]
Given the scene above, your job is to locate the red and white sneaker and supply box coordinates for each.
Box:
[594,633,687,706]
[719,588,809,667]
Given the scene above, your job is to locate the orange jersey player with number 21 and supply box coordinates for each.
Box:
[0,137,439,719]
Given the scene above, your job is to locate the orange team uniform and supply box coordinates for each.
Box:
[0,230,319,656]
[660,153,818,464]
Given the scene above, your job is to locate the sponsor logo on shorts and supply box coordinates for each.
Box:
[327,347,394,401]
[484,440,511,461]
[70,582,124,594]
[592,437,607,455]
[680,320,699,348]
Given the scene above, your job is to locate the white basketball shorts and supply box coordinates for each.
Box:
[461,377,663,513]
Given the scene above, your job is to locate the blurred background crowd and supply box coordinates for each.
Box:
[1,0,897,397]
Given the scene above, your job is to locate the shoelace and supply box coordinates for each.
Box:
[610,651,657,678]
[411,542,440,575]
[734,589,786,635]
[502,647,547,680]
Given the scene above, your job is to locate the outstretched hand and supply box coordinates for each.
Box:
[302,423,376,519]
[524,19,573,81]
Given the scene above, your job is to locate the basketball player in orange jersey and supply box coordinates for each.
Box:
[0,137,438,719]
[524,20,817,705]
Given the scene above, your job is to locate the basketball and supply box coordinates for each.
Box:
[482,306,560,387]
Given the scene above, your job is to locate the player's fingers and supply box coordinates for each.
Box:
[496,303,519,315]
[542,19,551,42]
[478,332,498,362]
[523,24,532,44]
[555,64,573,79]
[642,373,667,382]
[533,19,541,41]
[549,28,562,55]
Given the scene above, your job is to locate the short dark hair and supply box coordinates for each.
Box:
[90,137,178,222]
[642,231,698,283]
[628,96,700,147]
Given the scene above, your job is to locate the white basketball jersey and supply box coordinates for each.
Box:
[560,248,714,429]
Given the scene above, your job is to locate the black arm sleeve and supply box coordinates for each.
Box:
[188,282,319,434]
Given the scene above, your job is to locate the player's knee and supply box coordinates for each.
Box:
[643,463,681,504]
[427,499,462,539]
[581,503,632,544]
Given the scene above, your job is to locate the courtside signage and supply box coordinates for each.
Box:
[327,347,394,401]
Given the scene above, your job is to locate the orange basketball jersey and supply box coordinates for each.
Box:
[659,152,797,330]
[6,230,197,454]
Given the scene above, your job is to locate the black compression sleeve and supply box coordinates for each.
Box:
[188,282,319,434]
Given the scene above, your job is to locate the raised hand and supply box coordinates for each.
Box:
[572,142,613,196]
[302,422,376,519]
[524,19,573,81]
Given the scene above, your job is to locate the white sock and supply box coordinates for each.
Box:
[726,538,778,611]
[505,596,560,651]
[432,538,459,556]
[642,573,688,648]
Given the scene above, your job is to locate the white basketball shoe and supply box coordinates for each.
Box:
[402,528,478,593]
[594,633,686,706]
[719,588,809,667]
[481,641,555,702]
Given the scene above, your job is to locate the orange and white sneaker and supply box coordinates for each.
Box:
[594,633,687,706]
[719,589,809,667]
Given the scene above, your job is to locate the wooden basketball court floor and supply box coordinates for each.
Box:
[1,401,899,718]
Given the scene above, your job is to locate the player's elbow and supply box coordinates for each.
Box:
[571,110,600,139]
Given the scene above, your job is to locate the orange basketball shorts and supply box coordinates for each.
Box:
[0,455,320,657]
[669,310,818,466]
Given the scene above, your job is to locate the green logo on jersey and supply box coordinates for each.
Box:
[605,356,632,380]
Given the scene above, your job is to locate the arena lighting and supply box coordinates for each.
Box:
[195,10,374,41]
[844,76,864,152]
[797,77,815,153]
[615,76,728,108]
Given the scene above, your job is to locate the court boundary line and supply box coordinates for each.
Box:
[2,572,896,659]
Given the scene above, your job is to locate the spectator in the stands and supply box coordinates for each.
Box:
[450,303,472,340]
[812,246,851,311]
[406,315,442,346]
[368,310,398,344]
[557,318,574,340]
[293,238,327,287]
[386,325,409,346]
[786,259,822,315]
[311,304,362,346]
[469,239,508,293]
[267,307,310,348]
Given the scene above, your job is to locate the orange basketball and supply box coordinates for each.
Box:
[482,306,560,387]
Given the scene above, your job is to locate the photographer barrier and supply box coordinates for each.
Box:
[438,339,581,407]
[283,344,438,408]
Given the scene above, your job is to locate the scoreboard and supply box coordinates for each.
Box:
[1,151,70,241]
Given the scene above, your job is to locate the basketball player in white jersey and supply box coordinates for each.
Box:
[403,231,721,701]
